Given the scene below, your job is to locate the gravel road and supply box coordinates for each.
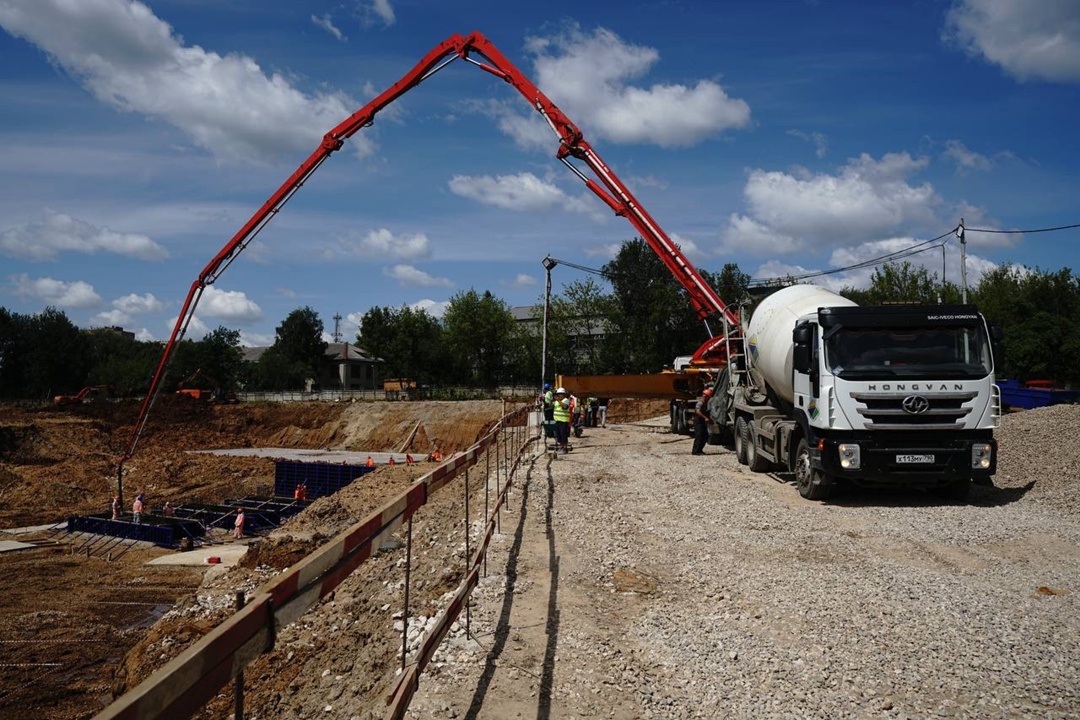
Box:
[406,406,1080,719]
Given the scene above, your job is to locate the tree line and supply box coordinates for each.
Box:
[1,239,1077,401]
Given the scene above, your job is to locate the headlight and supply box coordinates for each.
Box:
[838,443,861,469]
[971,443,993,469]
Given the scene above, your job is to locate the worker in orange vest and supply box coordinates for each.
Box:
[406,454,415,465]
[234,507,245,539]
[365,456,375,468]
[388,456,397,465]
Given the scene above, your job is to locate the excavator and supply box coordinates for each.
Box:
[175,368,238,403]
[116,30,738,499]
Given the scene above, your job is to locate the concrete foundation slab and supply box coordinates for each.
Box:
[146,541,251,567]
[0,540,38,553]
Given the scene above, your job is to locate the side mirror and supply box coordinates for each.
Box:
[792,323,813,373]
[793,344,812,374]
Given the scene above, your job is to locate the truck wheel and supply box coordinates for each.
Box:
[794,437,833,500]
[745,420,770,472]
[934,477,972,502]
[734,416,749,465]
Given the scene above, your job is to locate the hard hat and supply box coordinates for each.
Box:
[556,387,567,394]
[703,387,714,397]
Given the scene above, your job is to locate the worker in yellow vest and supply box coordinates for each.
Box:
[552,387,571,454]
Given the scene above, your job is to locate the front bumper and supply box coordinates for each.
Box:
[812,430,996,487]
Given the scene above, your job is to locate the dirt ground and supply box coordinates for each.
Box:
[0,396,664,720]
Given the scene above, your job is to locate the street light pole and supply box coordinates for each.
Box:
[541,256,558,390]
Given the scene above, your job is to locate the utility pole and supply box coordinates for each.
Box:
[957,219,968,304]
[332,313,342,343]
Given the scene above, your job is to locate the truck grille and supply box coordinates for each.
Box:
[849,391,977,430]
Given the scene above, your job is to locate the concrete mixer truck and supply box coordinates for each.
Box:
[710,285,1000,500]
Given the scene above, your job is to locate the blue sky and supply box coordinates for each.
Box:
[1,0,1078,346]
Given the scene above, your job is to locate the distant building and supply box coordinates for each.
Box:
[86,325,136,342]
[241,342,382,391]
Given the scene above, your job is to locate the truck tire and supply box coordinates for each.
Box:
[794,437,833,500]
[734,416,749,465]
[745,420,770,473]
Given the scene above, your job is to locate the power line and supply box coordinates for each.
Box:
[966,222,1080,234]
[750,229,955,285]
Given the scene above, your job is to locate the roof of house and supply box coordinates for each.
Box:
[241,342,381,364]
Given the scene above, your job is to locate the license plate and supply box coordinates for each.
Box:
[896,454,934,464]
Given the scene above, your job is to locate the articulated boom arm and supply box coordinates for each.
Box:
[120,30,737,473]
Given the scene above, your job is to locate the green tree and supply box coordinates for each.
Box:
[972,265,1080,384]
[357,305,445,383]
[600,238,704,373]
[254,307,327,390]
[840,261,962,305]
[442,289,517,386]
[84,329,161,394]
[21,308,89,399]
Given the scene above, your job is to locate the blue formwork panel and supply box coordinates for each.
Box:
[273,461,375,500]
[68,513,205,547]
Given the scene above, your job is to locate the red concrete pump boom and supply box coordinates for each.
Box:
[117,30,739,484]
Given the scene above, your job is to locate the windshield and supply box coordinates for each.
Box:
[825,326,992,380]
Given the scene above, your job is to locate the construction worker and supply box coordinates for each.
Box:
[294,483,307,501]
[234,507,245,539]
[163,501,174,518]
[388,456,397,465]
[692,387,714,455]
[406,454,416,466]
[365,456,375,468]
[586,396,599,427]
[552,387,571,453]
[132,494,144,524]
[541,383,554,422]
[111,495,120,521]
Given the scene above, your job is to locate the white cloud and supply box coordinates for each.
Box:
[583,242,622,260]
[788,129,828,158]
[503,273,538,289]
[359,0,395,27]
[239,329,274,347]
[90,291,164,326]
[311,13,345,42]
[511,26,750,148]
[945,0,1080,83]
[9,273,102,309]
[92,309,132,326]
[195,286,263,323]
[670,233,707,263]
[942,139,993,171]
[383,264,453,288]
[448,172,597,215]
[0,209,167,261]
[113,292,164,315]
[171,314,210,339]
[720,152,941,255]
[337,228,431,260]
[409,298,448,318]
[134,327,155,342]
[0,0,370,163]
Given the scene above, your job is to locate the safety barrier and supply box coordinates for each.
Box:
[93,405,533,720]
[386,417,538,718]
